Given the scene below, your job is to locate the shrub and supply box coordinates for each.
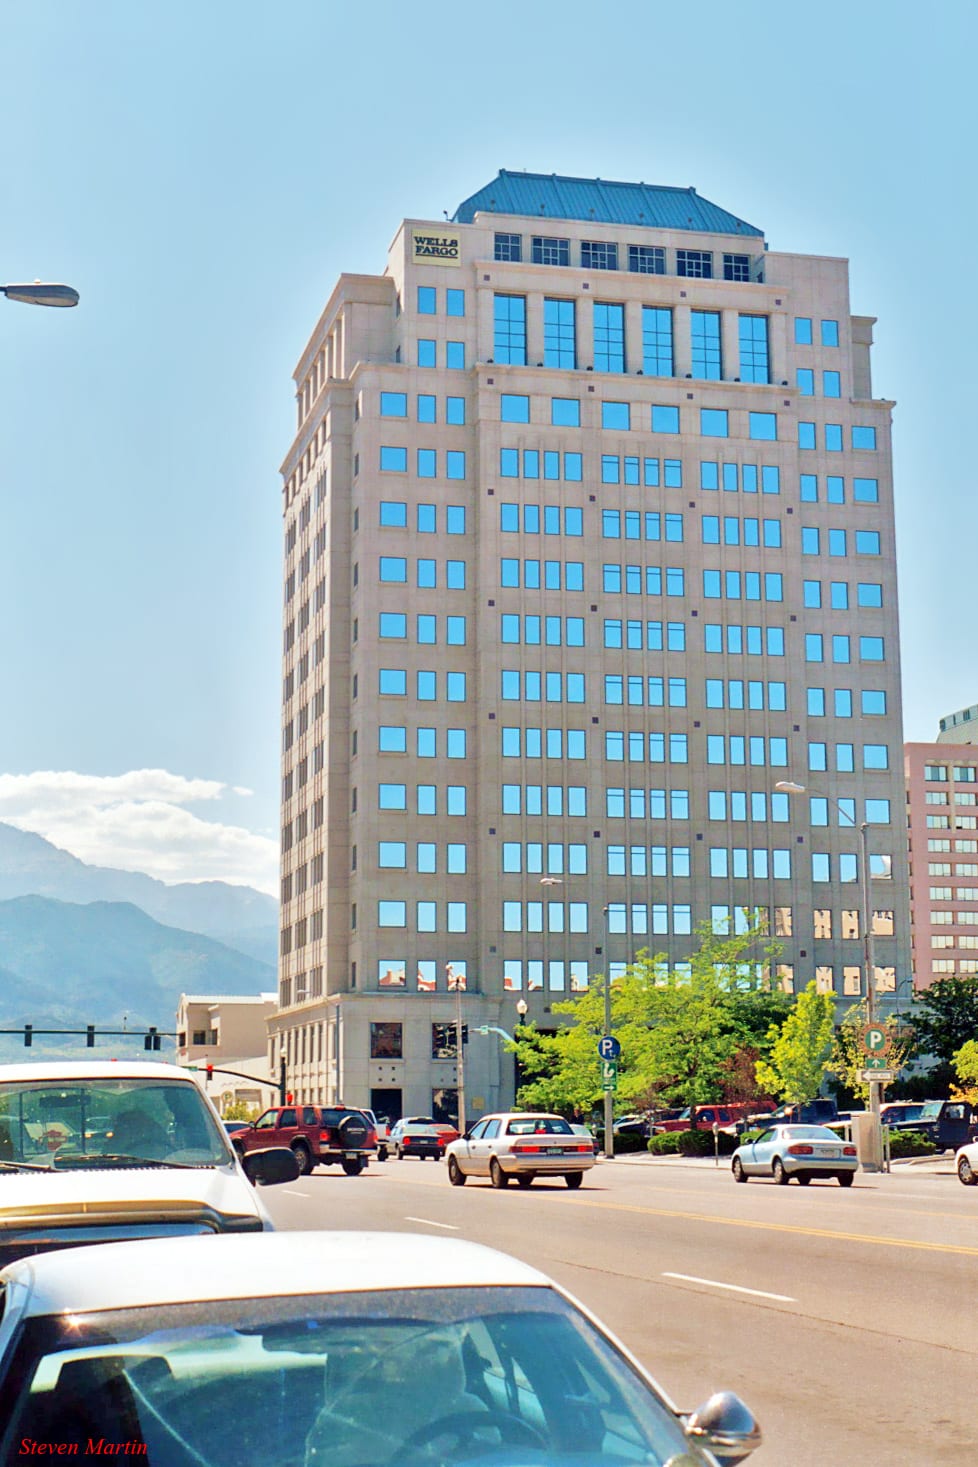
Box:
[886,1130,937,1159]
[647,1129,738,1156]
[647,1131,682,1155]
[595,1129,648,1153]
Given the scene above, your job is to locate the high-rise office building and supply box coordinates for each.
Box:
[273,171,910,1121]
[906,741,978,989]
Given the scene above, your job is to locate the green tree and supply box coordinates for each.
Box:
[510,921,789,1115]
[907,977,978,1065]
[754,981,835,1104]
[952,1038,978,1102]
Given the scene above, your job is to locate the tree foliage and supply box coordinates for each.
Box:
[754,981,835,1104]
[907,977,978,1066]
[827,998,914,1104]
[952,1038,978,1103]
[510,922,791,1115]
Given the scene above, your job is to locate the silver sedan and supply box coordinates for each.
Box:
[731,1124,858,1186]
[446,1112,596,1188]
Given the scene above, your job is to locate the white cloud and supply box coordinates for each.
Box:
[0,770,277,894]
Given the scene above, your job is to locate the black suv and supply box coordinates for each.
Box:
[235,1104,373,1175]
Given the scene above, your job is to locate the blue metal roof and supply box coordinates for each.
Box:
[452,171,763,238]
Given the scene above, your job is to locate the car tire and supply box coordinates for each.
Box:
[396,1147,405,1161]
[732,1157,747,1183]
[490,1157,509,1189]
[838,1172,854,1188]
[565,1171,584,1189]
[797,1174,811,1186]
[958,1155,978,1186]
[341,1156,365,1176]
[291,1143,313,1176]
[377,1148,388,1163]
[447,1155,466,1186]
[516,1174,533,1188]
[772,1158,789,1185]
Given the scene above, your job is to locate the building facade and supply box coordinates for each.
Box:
[906,743,978,990]
[175,993,278,1113]
[937,702,978,745]
[273,171,911,1121]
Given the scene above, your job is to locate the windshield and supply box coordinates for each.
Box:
[0,1286,706,1467]
[0,1078,231,1170]
[919,1102,943,1118]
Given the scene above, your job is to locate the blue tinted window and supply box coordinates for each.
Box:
[830,581,848,609]
[533,236,569,266]
[500,448,519,477]
[379,500,407,527]
[828,529,847,557]
[380,391,407,417]
[417,614,436,643]
[652,404,679,434]
[446,451,465,480]
[800,474,818,502]
[853,478,879,503]
[642,306,673,376]
[416,449,435,479]
[691,310,721,379]
[494,294,526,365]
[823,370,841,398]
[378,784,406,810]
[446,396,465,425]
[544,298,576,368]
[749,412,777,441]
[630,244,665,275]
[802,527,820,555]
[602,401,630,430]
[803,579,821,608]
[380,446,407,472]
[446,341,465,370]
[594,302,625,373]
[417,394,436,423]
[860,636,884,661]
[825,423,843,451]
[857,582,882,607]
[417,670,436,700]
[446,505,466,534]
[582,240,618,271]
[738,315,769,383]
[416,559,435,588]
[795,317,813,344]
[501,394,529,423]
[494,232,521,262]
[826,476,845,504]
[701,408,728,438]
[821,319,839,347]
[379,613,406,639]
[797,369,814,396]
[417,286,436,315]
[551,397,580,427]
[417,339,436,368]
[862,690,886,715]
[856,530,881,555]
[379,668,406,696]
[417,503,436,533]
[799,422,816,450]
[380,556,407,582]
[446,289,465,317]
[853,425,877,450]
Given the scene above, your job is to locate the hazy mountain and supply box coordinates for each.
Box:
[0,823,277,964]
[0,895,276,1036]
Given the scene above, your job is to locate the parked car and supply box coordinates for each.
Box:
[0,1060,297,1268]
[731,1124,858,1186]
[742,1098,837,1131]
[613,1115,651,1138]
[234,1103,373,1176]
[360,1108,392,1160]
[0,1231,761,1466]
[886,1099,978,1153]
[222,1119,252,1140]
[570,1122,600,1155]
[388,1116,448,1160]
[954,1137,978,1186]
[656,1101,776,1135]
[446,1112,596,1189]
[880,1102,926,1127]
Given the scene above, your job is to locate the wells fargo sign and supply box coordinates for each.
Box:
[412,229,461,266]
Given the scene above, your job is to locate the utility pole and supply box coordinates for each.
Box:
[454,973,466,1134]
[603,905,614,1160]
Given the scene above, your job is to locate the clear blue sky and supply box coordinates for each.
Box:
[1,1,974,891]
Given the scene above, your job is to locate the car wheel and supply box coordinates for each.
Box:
[516,1174,533,1188]
[838,1172,854,1188]
[396,1147,404,1161]
[797,1173,811,1186]
[341,1156,364,1177]
[772,1157,789,1185]
[291,1143,312,1176]
[732,1157,747,1183]
[490,1157,509,1189]
[377,1147,388,1163]
[958,1155,978,1186]
[564,1171,584,1190]
[447,1155,466,1187]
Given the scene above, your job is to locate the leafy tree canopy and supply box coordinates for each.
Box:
[755,980,835,1104]
[907,977,978,1065]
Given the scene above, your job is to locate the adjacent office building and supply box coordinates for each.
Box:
[906,741,978,989]
[272,171,911,1121]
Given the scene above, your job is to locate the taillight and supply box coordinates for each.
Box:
[787,1144,814,1155]
[320,1131,331,1143]
[511,1142,544,1154]
[843,1145,857,1156]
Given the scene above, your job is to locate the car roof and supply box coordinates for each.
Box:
[2,1231,551,1318]
[478,1112,565,1123]
[0,1061,202,1084]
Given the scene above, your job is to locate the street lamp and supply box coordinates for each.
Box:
[2,281,79,308]
[602,903,629,1160]
[775,779,885,1155]
[514,997,528,1098]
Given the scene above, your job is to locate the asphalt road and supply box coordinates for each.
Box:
[261,1153,977,1466]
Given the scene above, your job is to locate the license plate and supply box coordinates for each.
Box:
[547,1147,563,1155]
[821,1149,838,1159]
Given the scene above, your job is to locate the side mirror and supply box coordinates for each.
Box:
[684,1392,761,1464]
[240,1146,301,1187]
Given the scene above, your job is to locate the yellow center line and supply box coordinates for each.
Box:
[565,1196,978,1256]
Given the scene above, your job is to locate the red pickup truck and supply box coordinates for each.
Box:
[653,1102,775,1134]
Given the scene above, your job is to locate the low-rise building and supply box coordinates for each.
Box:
[175,993,278,1113]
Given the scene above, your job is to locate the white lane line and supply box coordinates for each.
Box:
[405,1216,459,1231]
[281,1189,310,1198]
[662,1271,795,1302]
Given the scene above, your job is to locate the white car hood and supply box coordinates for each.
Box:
[0,1163,265,1235]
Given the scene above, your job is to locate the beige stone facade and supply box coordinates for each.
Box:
[273,177,910,1122]
[175,993,278,1113]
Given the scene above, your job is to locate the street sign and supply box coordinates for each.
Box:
[860,1068,895,1083]
[862,1024,888,1055]
[862,1053,892,1070]
[601,1058,618,1092]
[598,1035,621,1061]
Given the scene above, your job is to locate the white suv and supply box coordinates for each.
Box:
[445,1113,596,1189]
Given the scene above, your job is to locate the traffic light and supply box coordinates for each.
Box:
[461,1024,469,1045]
[144,1027,161,1051]
[23,1024,32,1047]
[205,1064,214,1082]
[86,1025,96,1048]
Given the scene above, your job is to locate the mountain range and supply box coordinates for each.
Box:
[0,824,278,1049]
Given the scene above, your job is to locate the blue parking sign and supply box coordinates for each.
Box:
[598,1035,621,1061]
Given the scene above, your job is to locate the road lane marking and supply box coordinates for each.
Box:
[405,1216,459,1230]
[281,1189,310,1198]
[564,1197,978,1257]
[663,1271,795,1302]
